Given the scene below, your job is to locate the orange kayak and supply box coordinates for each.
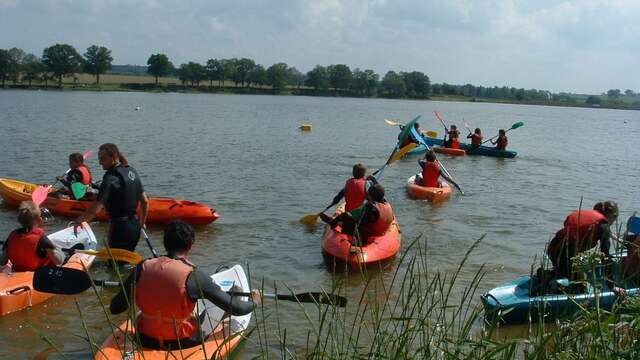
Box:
[95,265,251,360]
[0,223,97,316]
[0,178,219,225]
[406,175,451,203]
[433,147,466,156]
[321,205,401,267]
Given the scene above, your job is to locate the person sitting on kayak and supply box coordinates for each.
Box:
[466,128,483,149]
[330,164,377,212]
[0,201,64,272]
[319,184,394,245]
[546,201,618,279]
[399,122,422,147]
[73,143,149,251]
[491,129,508,150]
[54,153,94,200]
[109,220,261,350]
[416,150,460,189]
[444,125,461,149]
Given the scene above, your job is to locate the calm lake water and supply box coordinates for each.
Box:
[0,90,638,358]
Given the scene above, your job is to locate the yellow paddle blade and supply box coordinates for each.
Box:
[299,213,319,226]
[77,248,142,264]
[390,143,417,163]
[426,130,438,138]
[384,119,401,126]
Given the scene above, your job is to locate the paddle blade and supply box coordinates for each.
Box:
[397,115,422,145]
[425,130,438,138]
[33,266,91,295]
[279,292,348,307]
[390,143,417,163]
[434,111,447,128]
[384,119,401,126]
[71,182,86,199]
[31,185,51,206]
[82,149,94,159]
[78,248,142,264]
[299,213,319,226]
[511,121,524,129]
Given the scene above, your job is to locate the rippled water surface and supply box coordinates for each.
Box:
[0,90,638,358]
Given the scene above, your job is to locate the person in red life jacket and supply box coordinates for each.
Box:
[546,201,619,279]
[54,152,94,200]
[319,184,394,245]
[417,150,461,190]
[444,125,461,149]
[399,122,422,147]
[0,201,64,272]
[109,220,260,350]
[466,128,483,149]
[72,143,149,251]
[330,164,378,212]
[491,129,508,150]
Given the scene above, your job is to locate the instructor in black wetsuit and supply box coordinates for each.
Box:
[73,143,149,251]
[109,220,260,349]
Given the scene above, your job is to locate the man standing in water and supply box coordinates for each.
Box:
[73,143,149,251]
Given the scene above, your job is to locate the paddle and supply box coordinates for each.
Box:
[464,120,472,135]
[62,247,143,264]
[32,267,348,307]
[71,182,87,200]
[32,148,97,206]
[434,111,448,132]
[481,122,524,145]
[384,119,401,126]
[410,127,464,195]
[384,118,437,139]
[141,229,159,258]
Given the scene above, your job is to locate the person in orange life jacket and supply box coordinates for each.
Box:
[109,220,261,350]
[466,128,483,149]
[399,122,422,147]
[0,201,64,273]
[319,184,393,245]
[54,153,94,200]
[491,129,508,150]
[72,143,149,252]
[417,150,460,189]
[444,125,461,149]
[546,201,618,279]
[330,164,377,212]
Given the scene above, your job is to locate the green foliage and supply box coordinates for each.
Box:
[0,49,11,86]
[83,45,113,84]
[235,58,256,87]
[328,64,352,90]
[305,65,329,90]
[248,64,267,87]
[586,95,602,105]
[7,47,26,83]
[266,62,289,90]
[22,54,43,86]
[401,71,430,98]
[222,58,237,85]
[351,68,379,96]
[177,62,206,86]
[286,67,305,88]
[205,58,223,86]
[381,71,406,98]
[146,53,173,84]
[42,44,83,87]
[607,89,621,98]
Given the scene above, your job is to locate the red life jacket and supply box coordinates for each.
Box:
[471,134,482,146]
[344,178,366,212]
[496,136,508,150]
[77,165,92,185]
[555,210,607,252]
[136,257,198,341]
[6,227,51,272]
[449,139,461,149]
[361,201,394,238]
[422,161,440,188]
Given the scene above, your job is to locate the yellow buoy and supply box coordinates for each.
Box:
[299,124,312,131]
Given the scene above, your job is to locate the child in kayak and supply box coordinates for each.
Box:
[54,153,94,200]
[546,201,618,279]
[0,201,64,272]
[444,125,460,149]
[319,184,394,245]
[491,129,508,150]
[399,122,422,147]
[109,220,261,350]
[467,128,483,149]
[417,150,460,189]
[331,164,377,212]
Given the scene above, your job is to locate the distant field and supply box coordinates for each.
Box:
[71,74,238,87]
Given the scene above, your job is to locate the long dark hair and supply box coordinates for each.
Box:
[99,143,129,166]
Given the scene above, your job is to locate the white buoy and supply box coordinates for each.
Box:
[135,106,141,111]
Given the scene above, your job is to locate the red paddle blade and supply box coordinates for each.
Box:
[434,111,446,127]
[83,149,94,159]
[32,185,51,206]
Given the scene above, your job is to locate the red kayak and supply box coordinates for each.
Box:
[321,205,401,267]
[433,147,466,156]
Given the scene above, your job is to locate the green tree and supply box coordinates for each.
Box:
[235,58,256,87]
[585,95,602,105]
[146,53,173,85]
[83,45,113,84]
[205,59,223,87]
[7,47,26,84]
[22,54,43,86]
[42,44,83,87]
[287,67,306,89]
[515,88,525,101]
[0,49,10,87]
[177,62,206,86]
[401,71,430,97]
[247,64,267,87]
[624,89,635,96]
[223,58,237,87]
[606,89,621,98]
[266,62,289,90]
[351,68,379,96]
[328,64,352,90]
[177,63,191,85]
[305,65,329,90]
[381,71,406,98]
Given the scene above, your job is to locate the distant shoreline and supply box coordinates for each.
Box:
[2,77,637,112]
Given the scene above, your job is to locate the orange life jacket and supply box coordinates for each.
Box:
[553,210,607,253]
[361,201,394,238]
[77,165,92,185]
[496,136,508,150]
[422,161,440,188]
[344,178,366,212]
[6,227,51,272]
[449,139,460,149]
[136,257,198,341]
[471,134,482,146]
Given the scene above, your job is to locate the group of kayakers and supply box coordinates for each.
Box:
[443,124,508,150]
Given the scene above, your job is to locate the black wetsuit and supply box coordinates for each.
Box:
[549,223,612,278]
[110,258,255,349]
[98,164,144,251]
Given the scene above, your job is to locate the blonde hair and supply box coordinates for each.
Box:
[18,201,41,230]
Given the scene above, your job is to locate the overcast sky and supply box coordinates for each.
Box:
[1,0,638,94]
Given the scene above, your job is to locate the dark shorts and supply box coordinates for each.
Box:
[108,216,141,251]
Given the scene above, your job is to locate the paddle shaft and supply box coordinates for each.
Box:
[141,229,159,258]
[481,125,519,144]
[410,127,463,194]
[434,111,448,132]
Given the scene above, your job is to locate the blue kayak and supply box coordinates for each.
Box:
[407,136,517,158]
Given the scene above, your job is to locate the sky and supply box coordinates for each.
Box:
[0,0,638,94]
